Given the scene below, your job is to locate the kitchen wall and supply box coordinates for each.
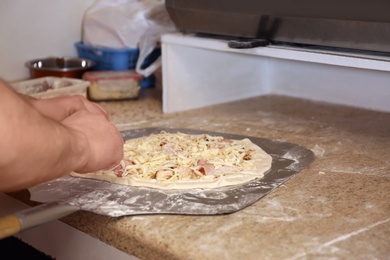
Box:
[0,0,94,82]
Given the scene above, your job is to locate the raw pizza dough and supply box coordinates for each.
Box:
[71,131,272,189]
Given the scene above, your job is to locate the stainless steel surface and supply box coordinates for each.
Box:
[16,202,79,231]
[28,128,315,217]
[166,0,390,53]
[26,57,95,79]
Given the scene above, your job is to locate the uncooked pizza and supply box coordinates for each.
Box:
[71,131,272,189]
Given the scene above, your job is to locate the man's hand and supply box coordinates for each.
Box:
[62,110,124,173]
[26,95,108,121]
[0,80,124,192]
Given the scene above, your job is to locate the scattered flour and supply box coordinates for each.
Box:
[290,218,390,259]
[311,145,325,158]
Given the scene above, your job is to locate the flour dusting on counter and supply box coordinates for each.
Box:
[311,145,325,157]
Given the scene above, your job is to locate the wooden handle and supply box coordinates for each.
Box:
[0,202,79,239]
[0,214,21,239]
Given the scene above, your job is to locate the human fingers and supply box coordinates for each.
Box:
[65,95,108,117]
[62,111,124,173]
[81,100,109,118]
[31,95,108,121]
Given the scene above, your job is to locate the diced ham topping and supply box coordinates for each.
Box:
[113,160,134,177]
[155,170,174,180]
[161,142,178,155]
[113,164,124,177]
[197,159,215,175]
[177,166,199,179]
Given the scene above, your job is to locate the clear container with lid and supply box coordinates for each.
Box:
[82,70,142,101]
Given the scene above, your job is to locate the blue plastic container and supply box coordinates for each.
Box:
[75,42,160,88]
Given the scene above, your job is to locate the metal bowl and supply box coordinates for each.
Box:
[26,57,95,79]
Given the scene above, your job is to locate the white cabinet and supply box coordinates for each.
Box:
[161,33,390,113]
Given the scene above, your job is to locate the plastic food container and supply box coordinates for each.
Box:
[75,42,160,88]
[82,70,142,101]
[10,77,90,99]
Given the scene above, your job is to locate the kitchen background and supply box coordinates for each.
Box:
[0,1,389,259]
[1,0,390,113]
[0,0,94,82]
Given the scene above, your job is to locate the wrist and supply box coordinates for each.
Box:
[66,127,90,173]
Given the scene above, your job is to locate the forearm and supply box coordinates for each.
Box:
[0,82,87,191]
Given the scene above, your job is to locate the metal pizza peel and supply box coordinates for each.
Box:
[0,128,315,239]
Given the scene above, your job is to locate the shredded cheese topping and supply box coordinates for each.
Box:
[109,131,260,182]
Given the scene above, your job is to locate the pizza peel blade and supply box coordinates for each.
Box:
[0,128,315,238]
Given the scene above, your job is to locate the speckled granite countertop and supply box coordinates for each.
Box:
[12,89,390,259]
